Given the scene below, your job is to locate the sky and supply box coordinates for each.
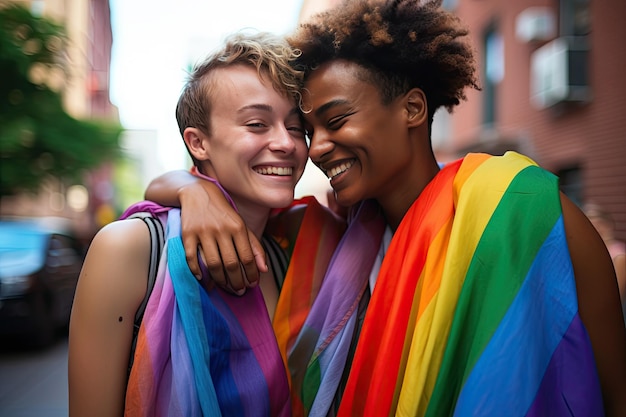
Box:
[108,0,304,172]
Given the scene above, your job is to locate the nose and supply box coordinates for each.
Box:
[268,126,297,154]
[307,128,334,165]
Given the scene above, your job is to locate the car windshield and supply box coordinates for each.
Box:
[0,222,51,277]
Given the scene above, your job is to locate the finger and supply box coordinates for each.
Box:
[231,233,261,288]
[206,235,244,294]
[182,235,202,279]
[245,231,268,288]
[200,239,229,290]
[250,232,268,273]
[219,243,247,295]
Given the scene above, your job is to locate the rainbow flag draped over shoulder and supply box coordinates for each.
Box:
[122,203,291,417]
[338,152,604,416]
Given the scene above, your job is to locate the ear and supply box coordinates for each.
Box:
[183,127,210,161]
[404,88,428,128]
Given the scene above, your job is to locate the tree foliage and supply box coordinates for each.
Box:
[0,4,122,196]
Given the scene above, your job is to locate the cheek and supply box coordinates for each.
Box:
[232,141,264,163]
[296,142,309,164]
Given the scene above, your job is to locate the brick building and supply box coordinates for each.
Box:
[299,0,625,240]
[440,0,625,240]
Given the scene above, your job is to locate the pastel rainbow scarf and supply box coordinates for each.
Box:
[336,152,604,416]
[123,203,291,417]
[271,197,385,417]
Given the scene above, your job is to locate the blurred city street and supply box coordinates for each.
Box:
[0,336,68,417]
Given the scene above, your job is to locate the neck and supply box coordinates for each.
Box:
[232,201,271,239]
[195,168,271,238]
[231,199,278,317]
[379,144,441,232]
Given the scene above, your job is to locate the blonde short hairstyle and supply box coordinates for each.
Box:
[176,31,304,145]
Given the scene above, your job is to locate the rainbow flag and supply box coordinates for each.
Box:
[123,205,291,417]
[336,152,604,416]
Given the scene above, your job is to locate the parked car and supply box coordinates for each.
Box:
[0,218,85,347]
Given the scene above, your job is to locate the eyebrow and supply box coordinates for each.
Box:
[238,103,273,114]
[314,99,350,118]
[237,104,301,117]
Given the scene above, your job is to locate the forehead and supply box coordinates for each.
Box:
[208,65,295,112]
[305,60,362,93]
[209,65,270,97]
[301,60,381,116]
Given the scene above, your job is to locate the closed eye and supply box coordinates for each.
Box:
[328,112,353,129]
[287,125,305,134]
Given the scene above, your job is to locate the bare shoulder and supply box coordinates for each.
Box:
[613,253,626,300]
[560,193,619,306]
[68,218,153,416]
[69,218,153,341]
[560,193,626,414]
[81,218,152,305]
[92,218,152,255]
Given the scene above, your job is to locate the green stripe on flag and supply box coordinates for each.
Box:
[426,165,560,416]
[302,357,321,412]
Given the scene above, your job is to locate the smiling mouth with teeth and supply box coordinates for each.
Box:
[254,166,293,176]
[327,159,355,179]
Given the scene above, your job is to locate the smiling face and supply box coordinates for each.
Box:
[302,60,435,220]
[189,65,308,214]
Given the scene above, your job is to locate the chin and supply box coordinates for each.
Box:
[265,192,295,209]
[271,199,295,209]
[334,190,359,208]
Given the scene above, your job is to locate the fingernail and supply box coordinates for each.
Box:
[236,288,245,296]
[195,274,202,281]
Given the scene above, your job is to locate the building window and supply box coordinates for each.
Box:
[557,165,583,206]
[559,0,591,36]
[483,25,504,126]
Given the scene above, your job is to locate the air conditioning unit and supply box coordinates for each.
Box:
[530,36,590,110]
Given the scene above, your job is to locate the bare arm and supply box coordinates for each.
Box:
[144,170,195,206]
[561,194,626,416]
[145,170,266,293]
[68,220,150,417]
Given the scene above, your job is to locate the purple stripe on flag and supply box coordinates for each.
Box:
[454,217,602,416]
[525,314,604,417]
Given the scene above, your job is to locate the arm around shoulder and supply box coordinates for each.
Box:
[144,169,197,206]
[560,194,626,416]
[68,219,151,417]
[146,169,267,291]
